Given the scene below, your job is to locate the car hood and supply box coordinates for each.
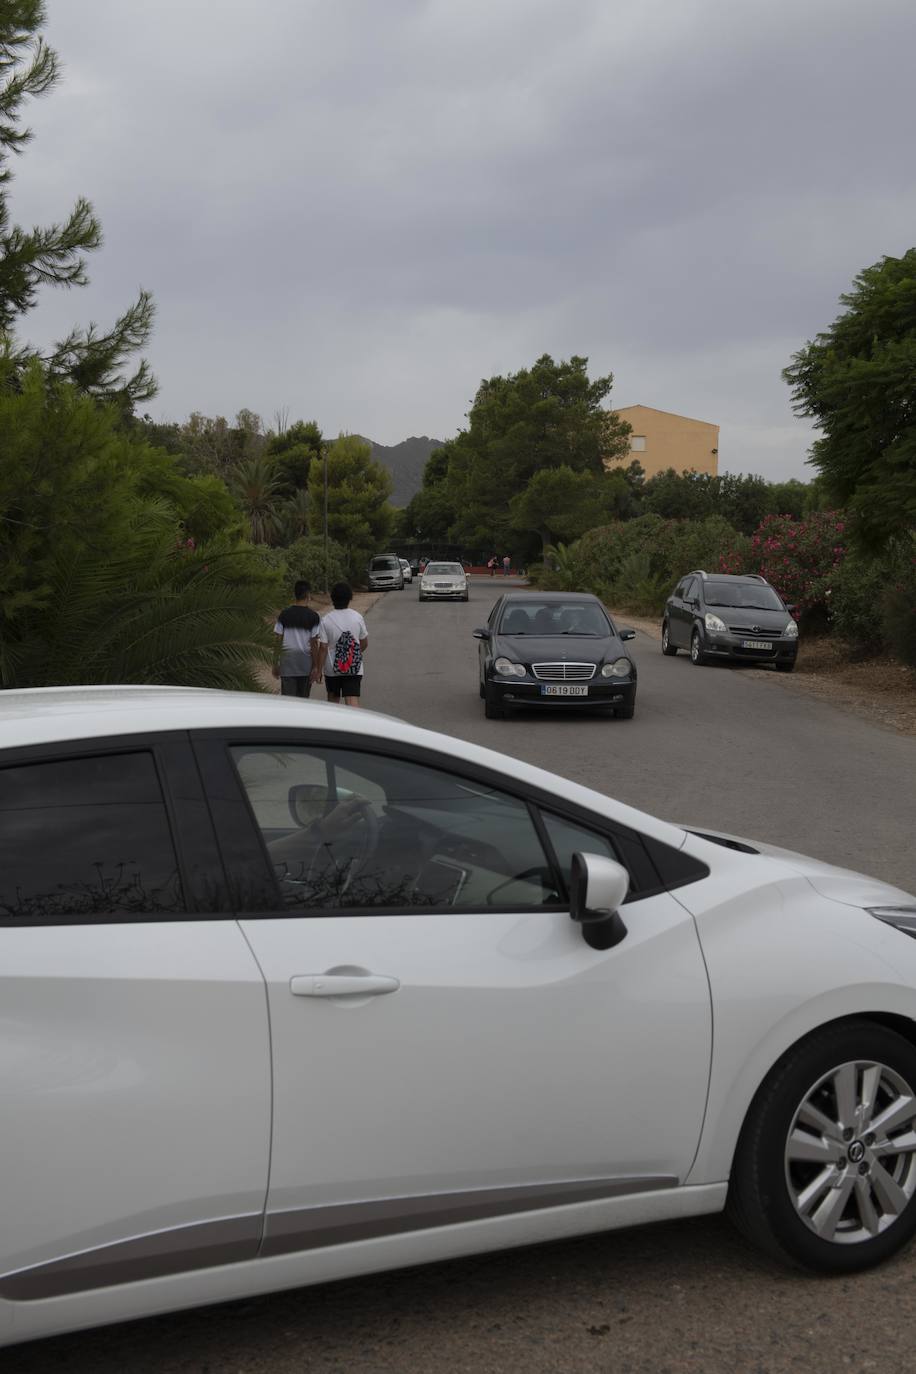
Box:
[683,826,916,908]
[704,606,789,630]
[494,634,619,661]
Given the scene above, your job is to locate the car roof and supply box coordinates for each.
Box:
[0,686,686,848]
[501,592,605,604]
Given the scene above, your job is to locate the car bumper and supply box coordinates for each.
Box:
[704,634,798,664]
[420,587,467,598]
[369,579,401,590]
[488,679,636,709]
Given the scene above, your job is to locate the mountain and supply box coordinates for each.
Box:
[359,435,445,507]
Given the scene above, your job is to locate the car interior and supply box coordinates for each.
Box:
[232,747,562,911]
[500,604,611,636]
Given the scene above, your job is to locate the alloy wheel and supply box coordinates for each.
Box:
[784,1059,916,1244]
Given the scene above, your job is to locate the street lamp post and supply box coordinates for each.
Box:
[323,448,329,595]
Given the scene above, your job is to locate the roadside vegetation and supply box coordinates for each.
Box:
[1,4,911,689]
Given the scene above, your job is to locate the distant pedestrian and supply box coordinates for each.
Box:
[502,554,511,576]
[319,581,369,707]
[272,580,321,697]
[487,556,496,577]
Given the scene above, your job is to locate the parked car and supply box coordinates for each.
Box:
[418,561,468,602]
[367,554,404,592]
[662,571,798,670]
[475,592,637,719]
[399,558,413,584]
[4,684,916,1348]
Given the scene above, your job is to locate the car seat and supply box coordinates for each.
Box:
[502,608,530,634]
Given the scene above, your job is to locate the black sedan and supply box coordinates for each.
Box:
[474,592,637,720]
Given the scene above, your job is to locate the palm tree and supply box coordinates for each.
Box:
[14,501,278,690]
[231,456,282,545]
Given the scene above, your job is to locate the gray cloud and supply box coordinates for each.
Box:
[11,0,916,479]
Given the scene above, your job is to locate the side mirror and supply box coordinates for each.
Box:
[472,628,491,640]
[785,603,797,615]
[569,852,629,950]
[288,783,330,828]
[619,628,636,642]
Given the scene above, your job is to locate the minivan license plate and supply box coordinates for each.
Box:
[741,639,772,650]
[541,685,588,696]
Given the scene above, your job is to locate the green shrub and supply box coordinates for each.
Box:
[253,535,348,595]
[827,552,889,654]
[606,550,671,617]
[879,540,916,666]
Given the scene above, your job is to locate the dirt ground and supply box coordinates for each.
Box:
[611,607,916,739]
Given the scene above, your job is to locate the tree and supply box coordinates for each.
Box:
[0,1,154,406]
[266,419,324,501]
[0,364,276,688]
[784,248,916,548]
[308,435,393,578]
[231,455,283,545]
[446,355,631,546]
[509,466,635,554]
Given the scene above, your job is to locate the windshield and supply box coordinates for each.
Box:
[499,602,611,636]
[705,582,784,610]
[370,557,399,571]
[425,563,463,575]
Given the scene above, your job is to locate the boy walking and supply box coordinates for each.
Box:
[319,582,369,707]
[272,580,321,696]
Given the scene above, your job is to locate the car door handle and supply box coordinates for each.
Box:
[289,974,400,998]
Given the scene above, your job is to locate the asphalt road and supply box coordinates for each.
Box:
[15,576,916,1373]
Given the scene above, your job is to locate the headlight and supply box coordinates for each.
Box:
[868,906,916,938]
[493,657,526,677]
[784,620,799,639]
[704,612,728,633]
[601,658,631,678]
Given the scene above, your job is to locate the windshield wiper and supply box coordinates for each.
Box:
[559,630,599,635]
[741,604,780,611]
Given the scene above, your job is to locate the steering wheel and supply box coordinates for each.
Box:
[268,800,381,881]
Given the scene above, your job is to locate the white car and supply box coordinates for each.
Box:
[418,561,469,602]
[399,558,413,584]
[3,686,916,1348]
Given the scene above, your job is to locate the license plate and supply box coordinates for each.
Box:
[541,684,588,697]
[742,640,772,650]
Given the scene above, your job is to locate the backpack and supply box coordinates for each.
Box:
[332,629,362,676]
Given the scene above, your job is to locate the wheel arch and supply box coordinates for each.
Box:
[686,997,916,1187]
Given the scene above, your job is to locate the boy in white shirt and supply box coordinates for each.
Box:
[318,582,369,707]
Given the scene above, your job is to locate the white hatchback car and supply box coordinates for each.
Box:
[3,686,916,1348]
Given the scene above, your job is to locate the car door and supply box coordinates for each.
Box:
[197,731,711,1258]
[669,577,694,646]
[0,735,270,1312]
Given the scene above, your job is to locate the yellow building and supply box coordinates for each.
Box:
[608,405,719,478]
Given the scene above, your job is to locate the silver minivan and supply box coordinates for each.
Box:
[367,554,405,591]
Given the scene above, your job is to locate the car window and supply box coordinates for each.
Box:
[370,557,398,571]
[682,577,698,600]
[0,752,184,922]
[499,602,609,636]
[704,581,784,610]
[425,563,463,575]
[230,745,561,912]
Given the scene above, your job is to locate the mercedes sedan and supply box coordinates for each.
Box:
[418,561,468,601]
[4,686,916,1348]
[474,592,637,719]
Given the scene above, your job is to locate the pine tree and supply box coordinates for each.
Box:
[0,1,155,406]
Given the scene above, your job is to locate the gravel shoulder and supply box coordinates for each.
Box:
[610,606,916,738]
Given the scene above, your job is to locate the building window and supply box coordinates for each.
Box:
[630,436,646,452]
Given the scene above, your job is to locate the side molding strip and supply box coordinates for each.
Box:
[0,1214,260,1302]
[262,1175,677,1257]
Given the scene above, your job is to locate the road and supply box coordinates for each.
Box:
[15,576,916,1373]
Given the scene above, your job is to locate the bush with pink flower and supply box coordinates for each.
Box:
[736,512,848,623]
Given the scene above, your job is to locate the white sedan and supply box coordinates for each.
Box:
[418,560,469,601]
[3,685,916,1348]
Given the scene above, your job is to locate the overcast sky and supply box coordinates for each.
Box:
[12,0,916,479]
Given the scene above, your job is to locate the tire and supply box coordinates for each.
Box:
[777,661,795,673]
[661,621,678,656]
[418,593,425,602]
[614,702,635,719]
[479,680,486,699]
[484,686,504,720]
[727,1021,916,1273]
[690,629,709,666]
[462,593,469,602]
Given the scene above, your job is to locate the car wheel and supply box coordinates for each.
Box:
[662,622,678,656]
[614,702,635,719]
[418,593,425,602]
[484,686,504,719]
[463,593,469,602]
[728,1021,916,1273]
[479,679,486,699]
[690,629,709,666]
[777,661,795,673]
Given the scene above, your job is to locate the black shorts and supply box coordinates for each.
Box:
[325,674,362,697]
[280,675,312,698]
